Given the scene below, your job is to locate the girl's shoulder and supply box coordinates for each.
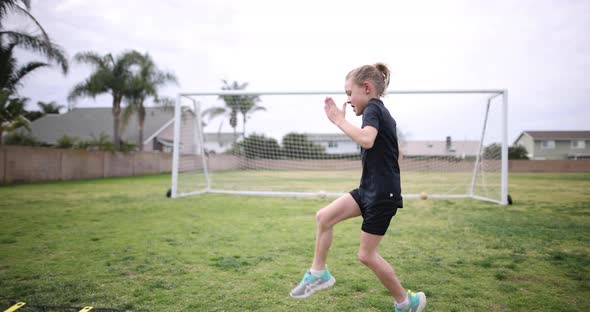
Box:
[368,98,384,105]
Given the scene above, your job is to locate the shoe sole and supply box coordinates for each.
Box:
[416,292,427,312]
[290,277,336,299]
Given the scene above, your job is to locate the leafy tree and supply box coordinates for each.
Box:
[0,91,28,144]
[3,129,39,146]
[483,143,501,159]
[68,51,140,149]
[237,134,281,159]
[123,52,177,151]
[484,143,530,160]
[509,145,529,160]
[282,133,326,159]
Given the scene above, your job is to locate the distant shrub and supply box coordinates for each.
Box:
[76,132,113,151]
[56,135,78,148]
[509,145,529,160]
[75,132,136,152]
[119,142,137,153]
[238,134,281,159]
[484,143,530,160]
[282,133,326,159]
[4,131,42,146]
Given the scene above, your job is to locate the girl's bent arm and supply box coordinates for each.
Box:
[324,97,377,149]
[334,119,377,149]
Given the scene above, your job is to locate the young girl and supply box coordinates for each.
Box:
[290,63,426,312]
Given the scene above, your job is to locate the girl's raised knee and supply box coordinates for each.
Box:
[316,208,331,229]
[357,251,375,266]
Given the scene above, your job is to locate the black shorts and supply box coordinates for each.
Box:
[350,189,398,236]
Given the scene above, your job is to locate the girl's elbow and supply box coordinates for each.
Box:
[359,130,376,149]
[360,140,374,149]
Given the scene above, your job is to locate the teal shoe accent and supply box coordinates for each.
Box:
[395,290,427,312]
[290,269,336,299]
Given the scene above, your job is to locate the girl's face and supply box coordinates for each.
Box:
[345,78,370,116]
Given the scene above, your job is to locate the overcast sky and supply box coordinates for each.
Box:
[7,0,590,143]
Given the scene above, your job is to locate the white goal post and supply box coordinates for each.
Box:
[171,89,509,205]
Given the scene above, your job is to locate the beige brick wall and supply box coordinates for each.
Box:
[133,152,161,175]
[61,149,105,180]
[0,146,173,184]
[510,160,590,172]
[104,152,135,177]
[1,146,589,184]
[4,146,61,183]
[159,153,172,173]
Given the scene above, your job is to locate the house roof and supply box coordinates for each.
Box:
[521,131,590,140]
[514,131,590,145]
[27,107,177,144]
[402,140,480,157]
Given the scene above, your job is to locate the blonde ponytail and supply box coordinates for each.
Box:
[374,62,390,90]
[346,63,391,97]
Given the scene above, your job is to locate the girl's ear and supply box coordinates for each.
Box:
[363,81,371,95]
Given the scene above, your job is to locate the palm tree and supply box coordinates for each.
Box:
[0,90,28,144]
[202,80,241,141]
[37,100,63,114]
[0,0,67,131]
[24,100,63,121]
[237,92,264,136]
[122,52,177,151]
[0,0,68,86]
[202,80,264,142]
[68,51,139,149]
[0,44,48,93]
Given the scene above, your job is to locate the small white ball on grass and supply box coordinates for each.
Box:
[318,191,327,199]
[420,192,428,200]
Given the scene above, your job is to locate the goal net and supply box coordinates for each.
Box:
[171,90,508,204]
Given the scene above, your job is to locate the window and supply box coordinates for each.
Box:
[572,139,586,149]
[541,140,555,149]
[328,141,338,148]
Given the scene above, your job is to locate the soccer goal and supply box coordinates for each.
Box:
[170,90,509,205]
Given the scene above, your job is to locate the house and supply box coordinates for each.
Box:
[513,131,590,160]
[202,132,241,154]
[401,137,480,159]
[305,133,480,159]
[306,133,360,154]
[22,107,239,154]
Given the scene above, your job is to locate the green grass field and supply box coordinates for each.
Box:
[177,169,501,198]
[1,173,589,311]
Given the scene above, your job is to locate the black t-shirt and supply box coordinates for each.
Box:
[358,98,403,208]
